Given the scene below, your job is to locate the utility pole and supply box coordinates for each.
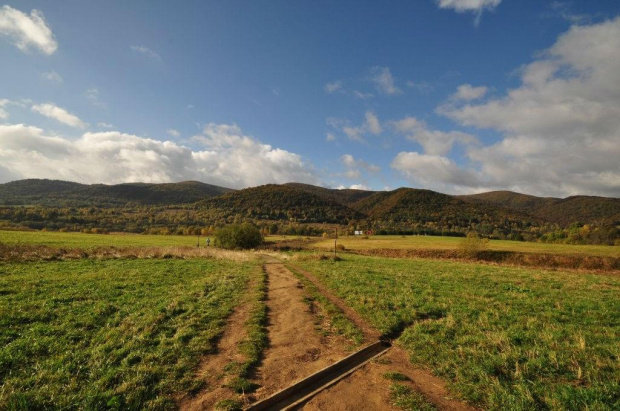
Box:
[334,227,338,258]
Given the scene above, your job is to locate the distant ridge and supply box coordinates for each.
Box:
[0,179,234,206]
[0,179,618,230]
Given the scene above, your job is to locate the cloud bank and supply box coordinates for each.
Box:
[396,17,620,197]
[0,123,319,189]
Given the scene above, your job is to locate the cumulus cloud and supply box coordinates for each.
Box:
[451,84,488,101]
[370,66,402,95]
[392,117,477,156]
[340,154,380,180]
[130,45,161,61]
[0,123,320,188]
[437,0,501,25]
[41,70,62,83]
[31,103,87,128]
[435,17,620,197]
[391,152,480,192]
[0,5,57,54]
[324,81,342,93]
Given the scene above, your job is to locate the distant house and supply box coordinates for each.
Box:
[354,230,363,235]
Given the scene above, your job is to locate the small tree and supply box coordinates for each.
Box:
[459,232,489,259]
[215,224,263,250]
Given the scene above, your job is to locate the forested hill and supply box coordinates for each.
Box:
[459,191,620,226]
[0,179,234,206]
[0,180,618,242]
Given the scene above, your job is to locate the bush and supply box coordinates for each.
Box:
[459,232,489,258]
[214,224,263,250]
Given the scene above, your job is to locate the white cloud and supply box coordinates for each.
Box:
[340,154,380,180]
[130,45,161,61]
[0,5,57,54]
[0,99,9,119]
[41,70,62,83]
[391,151,480,191]
[451,84,487,101]
[0,123,320,188]
[365,111,382,135]
[31,103,87,128]
[324,81,342,93]
[325,132,336,142]
[329,111,383,144]
[86,88,105,108]
[349,184,370,190]
[370,66,402,95]
[436,17,620,196]
[437,0,502,25]
[167,129,181,138]
[353,90,373,99]
[437,0,501,12]
[392,116,477,156]
[97,122,114,129]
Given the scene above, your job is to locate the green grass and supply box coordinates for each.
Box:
[0,258,260,410]
[389,383,437,411]
[287,265,364,347]
[312,235,619,257]
[295,255,620,410]
[0,230,203,249]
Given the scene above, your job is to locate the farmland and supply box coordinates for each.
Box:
[313,235,620,258]
[1,229,619,410]
[291,254,620,410]
[0,256,261,409]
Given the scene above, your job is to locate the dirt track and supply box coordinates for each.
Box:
[249,262,351,401]
[181,259,473,410]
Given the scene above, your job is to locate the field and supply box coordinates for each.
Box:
[291,254,620,410]
[312,235,620,257]
[0,230,203,249]
[0,257,260,409]
[2,229,619,410]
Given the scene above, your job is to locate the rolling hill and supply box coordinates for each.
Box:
[0,179,233,206]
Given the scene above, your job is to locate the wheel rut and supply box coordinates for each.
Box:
[248,262,351,402]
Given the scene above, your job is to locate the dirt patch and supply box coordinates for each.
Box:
[248,263,350,402]
[178,301,251,410]
[287,263,475,411]
[300,346,475,411]
[288,264,381,342]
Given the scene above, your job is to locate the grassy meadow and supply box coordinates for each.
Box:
[292,254,620,410]
[0,230,204,249]
[0,257,260,409]
[312,235,620,257]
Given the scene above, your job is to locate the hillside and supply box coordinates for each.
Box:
[0,179,233,206]
[199,184,365,224]
[460,191,620,226]
[283,183,375,206]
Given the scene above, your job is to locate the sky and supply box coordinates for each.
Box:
[1,0,619,198]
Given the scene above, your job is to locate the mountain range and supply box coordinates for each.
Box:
[1,179,619,231]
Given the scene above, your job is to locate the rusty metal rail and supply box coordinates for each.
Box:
[245,340,390,410]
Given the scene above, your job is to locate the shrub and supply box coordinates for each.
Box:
[459,232,489,258]
[214,224,263,250]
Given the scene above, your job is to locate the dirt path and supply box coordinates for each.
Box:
[288,263,475,411]
[249,262,351,401]
[179,297,251,410]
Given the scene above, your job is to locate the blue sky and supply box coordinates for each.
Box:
[1,0,619,197]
